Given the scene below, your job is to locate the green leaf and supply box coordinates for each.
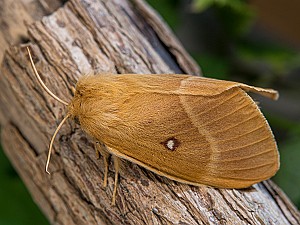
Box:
[192,0,255,36]
[193,54,230,79]
[274,136,300,209]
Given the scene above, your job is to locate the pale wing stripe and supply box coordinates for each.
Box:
[199,101,249,128]
[218,136,271,153]
[216,124,266,143]
[170,129,212,148]
[179,95,218,167]
[188,90,240,118]
[216,148,274,163]
[209,114,259,135]
[165,113,195,128]
[169,90,241,131]
[166,107,260,146]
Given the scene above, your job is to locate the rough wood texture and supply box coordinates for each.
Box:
[0,0,65,63]
[0,0,299,224]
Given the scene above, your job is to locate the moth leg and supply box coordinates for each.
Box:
[94,141,100,159]
[95,142,110,187]
[112,155,120,206]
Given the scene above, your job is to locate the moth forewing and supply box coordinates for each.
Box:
[27,47,279,205]
[73,76,279,189]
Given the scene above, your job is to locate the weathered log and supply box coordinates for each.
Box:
[0,0,299,224]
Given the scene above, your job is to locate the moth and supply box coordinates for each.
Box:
[27,47,279,205]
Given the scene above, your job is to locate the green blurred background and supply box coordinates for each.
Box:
[0,0,299,224]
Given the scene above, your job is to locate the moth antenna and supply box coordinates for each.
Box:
[26,47,69,106]
[45,114,70,174]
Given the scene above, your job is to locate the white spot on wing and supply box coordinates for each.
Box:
[161,137,180,151]
[167,140,175,150]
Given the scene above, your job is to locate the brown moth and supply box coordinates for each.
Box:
[27,47,279,205]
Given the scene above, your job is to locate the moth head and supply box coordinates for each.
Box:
[68,90,81,124]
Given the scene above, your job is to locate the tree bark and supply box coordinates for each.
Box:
[0,0,299,224]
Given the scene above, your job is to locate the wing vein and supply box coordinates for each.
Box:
[189,90,240,118]
[214,161,275,172]
[216,125,266,143]
[199,100,249,128]
[218,148,274,162]
[217,136,271,153]
[209,114,259,135]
